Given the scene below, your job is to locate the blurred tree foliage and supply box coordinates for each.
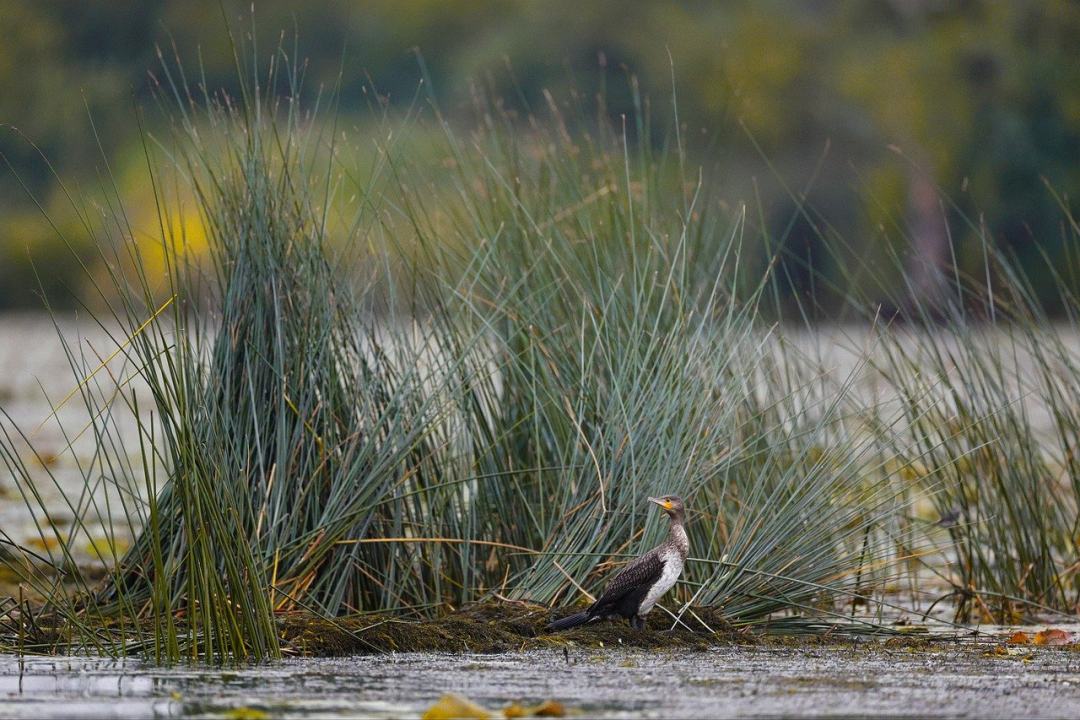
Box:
[0,0,1077,311]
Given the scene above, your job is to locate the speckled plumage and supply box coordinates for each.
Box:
[547,496,689,632]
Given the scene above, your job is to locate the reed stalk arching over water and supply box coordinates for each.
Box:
[1,45,1078,661]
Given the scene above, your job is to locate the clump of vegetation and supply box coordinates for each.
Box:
[1,36,1078,663]
[859,240,1080,622]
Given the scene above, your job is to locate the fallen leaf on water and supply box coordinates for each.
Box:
[423,694,567,719]
[529,700,565,717]
[86,536,130,560]
[422,693,493,720]
[222,708,270,720]
[984,645,1030,658]
[32,450,61,468]
[1033,629,1071,646]
[1006,631,1030,644]
[503,700,566,718]
[27,537,60,552]
[45,514,71,529]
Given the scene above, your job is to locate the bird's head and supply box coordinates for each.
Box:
[648,494,685,523]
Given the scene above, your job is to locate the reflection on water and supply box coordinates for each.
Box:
[3,644,1080,719]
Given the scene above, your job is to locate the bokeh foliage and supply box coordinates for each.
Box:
[1,0,1078,311]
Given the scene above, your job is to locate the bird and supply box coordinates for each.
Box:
[547,495,688,631]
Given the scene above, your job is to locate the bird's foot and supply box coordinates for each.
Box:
[630,615,646,631]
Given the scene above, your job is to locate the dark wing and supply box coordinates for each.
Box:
[591,549,665,616]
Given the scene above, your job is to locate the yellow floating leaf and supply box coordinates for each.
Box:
[223,708,270,720]
[85,536,130,560]
[503,700,565,718]
[529,700,565,717]
[423,693,493,720]
[27,537,60,552]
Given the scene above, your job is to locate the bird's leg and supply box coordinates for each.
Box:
[630,615,645,631]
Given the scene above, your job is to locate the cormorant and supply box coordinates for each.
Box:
[547,495,688,631]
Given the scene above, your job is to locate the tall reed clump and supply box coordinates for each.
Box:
[95,54,566,657]
[0,49,501,659]
[388,92,920,630]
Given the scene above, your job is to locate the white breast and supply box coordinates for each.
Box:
[638,547,685,616]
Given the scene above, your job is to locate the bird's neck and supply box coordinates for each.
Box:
[666,517,689,558]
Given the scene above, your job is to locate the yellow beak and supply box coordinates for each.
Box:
[648,496,673,511]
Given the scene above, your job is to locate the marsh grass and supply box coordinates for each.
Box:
[0,41,1077,662]
[739,150,1080,622]
[861,252,1080,621]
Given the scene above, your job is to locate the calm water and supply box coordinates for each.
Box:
[3,644,1080,719]
[5,316,1080,718]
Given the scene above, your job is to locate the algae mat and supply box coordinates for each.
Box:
[2,643,1080,719]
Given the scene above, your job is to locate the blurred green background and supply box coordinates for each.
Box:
[1,0,1077,312]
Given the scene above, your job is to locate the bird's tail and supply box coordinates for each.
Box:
[546,611,591,631]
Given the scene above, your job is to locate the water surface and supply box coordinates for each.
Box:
[3,644,1080,719]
